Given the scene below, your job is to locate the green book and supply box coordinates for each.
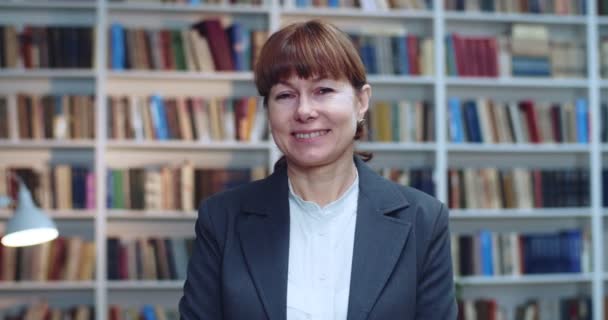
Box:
[172,30,186,71]
[112,170,124,209]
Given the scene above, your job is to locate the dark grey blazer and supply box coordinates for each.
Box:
[179,157,457,320]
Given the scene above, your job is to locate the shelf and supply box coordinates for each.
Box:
[0,69,95,79]
[600,80,608,88]
[0,209,95,220]
[107,210,196,220]
[280,8,433,19]
[0,281,95,291]
[450,208,590,220]
[106,140,271,151]
[446,77,588,88]
[598,17,608,25]
[108,2,267,14]
[0,1,96,10]
[107,280,184,290]
[356,142,436,152]
[447,143,589,154]
[106,71,253,81]
[455,273,592,285]
[0,140,96,149]
[367,75,434,85]
[444,11,586,25]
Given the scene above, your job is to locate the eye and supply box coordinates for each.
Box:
[275,93,294,100]
[317,87,334,95]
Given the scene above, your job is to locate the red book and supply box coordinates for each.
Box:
[406,35,419,75]
[550,105,562,142]
[160,30,174,70]
[519,101,541,143]
[193,19,234,71]
[119,244,128,280]
[451,34,466,76]
[21,27,33,69]
[486,38,499,77]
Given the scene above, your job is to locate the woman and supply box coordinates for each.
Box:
[179,20,456,319]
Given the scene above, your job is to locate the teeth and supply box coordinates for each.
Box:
[295,130,328,139]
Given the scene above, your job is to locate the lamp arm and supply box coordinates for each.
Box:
[0,172,26,208]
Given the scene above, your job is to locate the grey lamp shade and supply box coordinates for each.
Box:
[1,182,58,247]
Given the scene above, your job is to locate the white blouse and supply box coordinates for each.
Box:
[286,172,359,320]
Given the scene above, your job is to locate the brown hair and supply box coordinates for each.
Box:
[253,19,372,168]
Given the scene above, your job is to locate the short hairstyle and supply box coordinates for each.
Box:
[254,19,371,147]
[254,20,372,167]
[254,19,367,102]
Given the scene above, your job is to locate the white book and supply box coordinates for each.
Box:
[130,95,144,141]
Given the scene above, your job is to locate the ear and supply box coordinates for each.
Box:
[356,84,372,120]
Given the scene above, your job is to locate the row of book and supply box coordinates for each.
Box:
[3,303,94,320]
[451,229,589,277]
[0,25,93,69]
[377,167,435,196]
[7,94,96,140]
[0,236,95,282]
[448,168,590,209]
[285,0,430,9]
[447,24,585,78]
[457,296,592,320]
[445,0,586,15]
[348,33,434,76]
[109,305,178,320]
[1,166,95,210]
[601,0,608,15]
[448,97,589,144]
[106,164,267,210]
[107,95,266,142]
[110,20,267,72]
[107,237,193,281]
[364,100,434,142]
[110,0,263,5]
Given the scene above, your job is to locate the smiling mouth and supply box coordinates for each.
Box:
[293,130,331,139]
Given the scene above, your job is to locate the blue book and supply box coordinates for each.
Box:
[295,0,308,7]
[392,36,409,75]
[150,94,169,140]
[562,229,582,273]
[189,0,201,3]
[362,37,377,74]
[227,23,245,71]
[448,97,464,143]
[328,0,339,7]
[575,98,589,143]
[445,35,456,76]
[106,171,113,209]
[142,305,157,320]
[463,101,482,143]
[479,230,494,276]
[110,23,125,70]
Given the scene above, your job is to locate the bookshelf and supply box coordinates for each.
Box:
[0,0,607,319]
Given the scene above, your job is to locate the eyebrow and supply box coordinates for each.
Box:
[277,77,330,87]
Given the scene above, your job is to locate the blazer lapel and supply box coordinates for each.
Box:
[237,166,290,320]
[347,159,412,320]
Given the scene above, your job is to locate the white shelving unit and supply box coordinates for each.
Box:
[1,0,607,319]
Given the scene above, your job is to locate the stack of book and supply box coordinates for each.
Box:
[109,305,178,320]
[365,100,434,142]
[0,236,96,282]
[1,165,95,210]
[107,237,193,281]
[106,163,267,211]
[109,19,268,72]
[447,97,589,144]
[448,168,590,209]
[452,229,590,277]
[107,95,266,142]
[0,25,93,69]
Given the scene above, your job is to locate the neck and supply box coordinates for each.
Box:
[287,153,357,207]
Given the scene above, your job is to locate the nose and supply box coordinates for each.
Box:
[294,94,317,122]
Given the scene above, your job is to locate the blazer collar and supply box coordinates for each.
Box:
[241,156,410,216]
[237,156,412,320]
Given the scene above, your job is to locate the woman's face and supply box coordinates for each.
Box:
[267,75,370,169]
